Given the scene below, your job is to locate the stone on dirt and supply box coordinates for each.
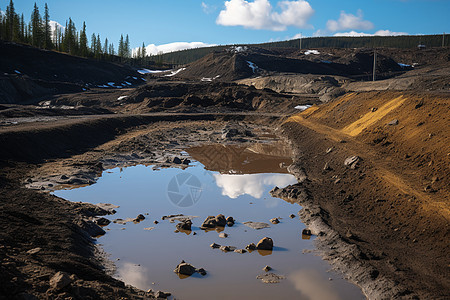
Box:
[256,237,273,250]
[344,156,360,169]
[49,271,72,290]
[388,119,399,125]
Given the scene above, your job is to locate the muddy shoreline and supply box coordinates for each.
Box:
[1,105,448,299]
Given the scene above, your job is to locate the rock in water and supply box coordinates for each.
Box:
[245,243,257,251]
[219,232,228,238]
[201,216,216,228]
[215,214,227,227]
[256,273,285,284]
[174,262,196,276]
[302,229,312,236]
[176,220,192,231]
[256,237,273,250]
[263,265,272,272]
[49,271,72,290]
[270,218,280,224]
[226,216,235,227]
[210,243,220,249]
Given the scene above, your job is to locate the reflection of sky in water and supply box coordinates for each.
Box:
[54,163,364,300]
[289,269,343,300]
[213,173,297,199]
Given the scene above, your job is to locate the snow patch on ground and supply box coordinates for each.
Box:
[137,69,169,75]
[201,75,221,82]
[294,105,312,111]
[228,46,248,53]
[305,50,320,55]
[398,63,411,68]
[117,96,128,101]
[14,70,21,74]
[165,68,186,77]
[247,61,258,73]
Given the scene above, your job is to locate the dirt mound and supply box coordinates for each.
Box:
[0,41,144,104]
[282,90,449,298]
[117,81,302,113]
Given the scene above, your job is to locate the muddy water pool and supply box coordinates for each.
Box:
[54,143,364,300]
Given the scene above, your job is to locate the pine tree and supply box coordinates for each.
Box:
[108,43,115,56]
[6,0,17,41]
[0,6,3,40]
[31,2,43,47]
[118,34,124,57]
[142,42,147,58]
[20,13,24,41]
[91,33,96,53]
[43,3,52,49]
[124,34,130,58]
[79,22,88,56]
[103,37,108,55]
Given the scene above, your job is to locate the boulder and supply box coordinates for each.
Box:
[215,214,226,227]
[226,216,235,227]
[173,262,196,276]
[176,220,192,231]
[201,216,216,228]
[245,243,257,251]
[49,271,72,290]
[256,237,273,251]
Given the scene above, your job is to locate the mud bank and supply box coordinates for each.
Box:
[276,91,449,299]
[0,115,282,299]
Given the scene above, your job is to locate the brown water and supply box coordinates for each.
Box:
[54,143,364,300]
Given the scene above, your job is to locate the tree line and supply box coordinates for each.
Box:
[0,0,138,62]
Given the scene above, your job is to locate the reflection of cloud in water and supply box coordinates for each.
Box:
[289,269,342,300]
[116,262,149,290]
[213,173,297,199]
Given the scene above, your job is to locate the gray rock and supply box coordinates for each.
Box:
[263,265,272,272]
[287,164,308,183]
[344,156,360,169]
[243,221,270,230]
[234,249,247,254]
[172,157,182,164]
[256,237,273,250]
[388,119,399,125]
[323,162,331,171]
[27,247,41,255]
[174,262,196,276]
[201,216,216,228]
[197,268,207,276]
[49,271,72,290]
[219,232,228,238]
[289,214,296,219]
[256,273,286,284]
[136,214,145,221]
[182,158,191,165]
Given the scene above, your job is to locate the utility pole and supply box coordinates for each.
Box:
[373,50,377,81]
[299,32,302,50]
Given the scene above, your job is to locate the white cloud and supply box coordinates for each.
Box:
[216,0,314,31]
[326,9,373,32]
[133,41,216,57]
[213,173,297,199]
[333,29,408,37]
[202,2,217,14]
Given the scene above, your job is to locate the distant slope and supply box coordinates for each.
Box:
[0,41,143,104]
[161,34,449,65]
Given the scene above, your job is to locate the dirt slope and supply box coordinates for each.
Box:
[281,90,449,299]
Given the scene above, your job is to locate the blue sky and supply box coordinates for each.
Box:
[3,0,450,53]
